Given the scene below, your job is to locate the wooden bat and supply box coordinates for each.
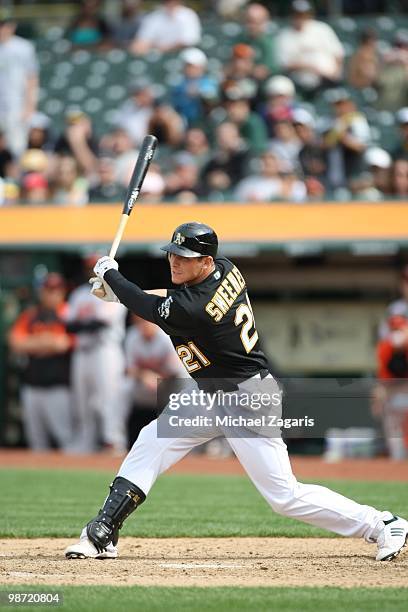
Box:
[92,134,158,297]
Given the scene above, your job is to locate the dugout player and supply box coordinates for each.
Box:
[9,273,73,450]
[65,222,408,562]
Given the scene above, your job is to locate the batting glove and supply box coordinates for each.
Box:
[89,277,119,303]
[93,256,119,279]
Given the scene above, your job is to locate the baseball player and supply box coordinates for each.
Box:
[65,222,408,561]
[9,273,73,451]
[66,255,127,453]
[373,266,408,460]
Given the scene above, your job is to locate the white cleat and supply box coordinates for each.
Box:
[376,515,408,561]
[64,532,118,560]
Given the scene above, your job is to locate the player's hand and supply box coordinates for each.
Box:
[89,277,119,303]
[93,256,118,279]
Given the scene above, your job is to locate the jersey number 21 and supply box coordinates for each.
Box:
[235,295,259,353]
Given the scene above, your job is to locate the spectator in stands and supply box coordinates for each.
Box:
[0,17,39,157]
[0,129,15,179]
[376,31,408,112]
[20,149,49,190]
[130,0,201,55]
[216,0,248,17]
[66,0,111,49]
[8,273,73,451]
[164,152,200,202]
[261,75,296,138]
[349,172,384,201]
[201,122,248,200]
[276,0,344,96]
[347,28,379,90]
[148,100,185,148]
[112,0,143,47]
[138,164,165,202]
[223,43,258,96]
[89,157,127,203]
[234,150,282,201]
[100,127,139,188]
[51,156,89,206]
[116,81,155,147]
[27,113,54,153]
[392,159,408,198]
[392,108,408,161]
[224,90,268,153]
[293,108,326,184]
[123,314,185,447]
[54,109,98,178]
[268,119,301,170]
[364,147,392,196]
[238,3,278,80]
[182,128,211,170]
[171,48,218,127]
[20,173,50,204]
[324,89,370,192]
[234,150,306,202]
[279,164,307,202]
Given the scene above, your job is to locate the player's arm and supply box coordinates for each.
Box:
[145,289,167,297]
[103,269,160,323]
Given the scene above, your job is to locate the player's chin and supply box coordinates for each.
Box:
[171,275,184,285]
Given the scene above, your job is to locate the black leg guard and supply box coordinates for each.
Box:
[86,477,146,552]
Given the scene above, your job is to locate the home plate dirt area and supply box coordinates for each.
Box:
[1,537,407,588]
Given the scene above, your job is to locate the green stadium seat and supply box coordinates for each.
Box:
[105,85,127,102]
[67,85,87,103]
[106,49,127,64]
[83,97,104,115]
[201,34,217,51]
[43,98,64,116]
[71,50,91,66]
[221,22,243,37]
[127,60,147,77]
[85,74,105,90]
[89,59,110,75]
[52,39,71,55]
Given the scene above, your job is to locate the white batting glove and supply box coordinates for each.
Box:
[93,255,119,279]
[89,277,119,303]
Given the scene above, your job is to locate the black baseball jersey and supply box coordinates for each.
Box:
[152,256,269,380]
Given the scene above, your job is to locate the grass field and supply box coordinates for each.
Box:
[2,468,408,538]
[0,586,407,612]
[1,467,408,611]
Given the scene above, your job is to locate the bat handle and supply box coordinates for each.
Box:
[109,214,129,259]
[92,214,129,299]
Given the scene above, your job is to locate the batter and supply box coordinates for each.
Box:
[65,222,408,562]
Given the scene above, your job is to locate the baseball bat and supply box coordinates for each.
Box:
[93,134,158,297]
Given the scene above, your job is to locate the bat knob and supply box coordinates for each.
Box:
[90,278,106,299]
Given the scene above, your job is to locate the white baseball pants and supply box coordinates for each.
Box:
[118,376,388,541]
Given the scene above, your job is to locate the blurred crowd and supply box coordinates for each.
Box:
[8,262,186,454]
[0,0,408,206]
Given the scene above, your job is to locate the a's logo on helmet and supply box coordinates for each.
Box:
[174,233,185,246]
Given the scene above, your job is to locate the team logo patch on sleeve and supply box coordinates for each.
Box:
[158,295,173,319]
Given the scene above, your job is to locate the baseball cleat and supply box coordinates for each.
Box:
[376,515,408,561]
[64,532,118,560]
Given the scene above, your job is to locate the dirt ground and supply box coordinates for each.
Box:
[1,537,407,588]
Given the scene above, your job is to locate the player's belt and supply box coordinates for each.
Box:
[197,368,271,393]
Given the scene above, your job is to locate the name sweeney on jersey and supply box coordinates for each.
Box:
[205,265,246,322]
